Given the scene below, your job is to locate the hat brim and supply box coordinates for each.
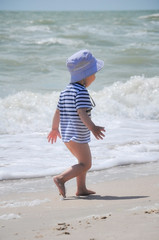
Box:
[96,58,104,73]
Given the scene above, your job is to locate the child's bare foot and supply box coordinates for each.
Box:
[76,189,96,196]
[53,176,66,198]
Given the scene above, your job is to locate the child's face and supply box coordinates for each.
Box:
[85,74,96,87]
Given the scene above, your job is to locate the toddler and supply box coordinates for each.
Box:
[48,49,105,198]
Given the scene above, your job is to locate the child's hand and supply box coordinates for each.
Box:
[47,129,61,144]
[91,126,105,140]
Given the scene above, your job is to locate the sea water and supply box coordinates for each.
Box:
[0,11,159,180]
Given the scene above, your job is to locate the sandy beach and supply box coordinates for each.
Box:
[1,9,159,240]
[0,165,159,240]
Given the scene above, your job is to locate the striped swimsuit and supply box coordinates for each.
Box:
[57,83,92,143]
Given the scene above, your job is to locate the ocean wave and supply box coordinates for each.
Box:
[0,91,59,134]
[30,19,56,25]
[94,75,159,120]
[35,37,83,46]
[25,25,51,33]
[0,76,159,135]
[139,13,159,21]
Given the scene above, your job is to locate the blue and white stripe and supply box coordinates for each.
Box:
[57,83,92,143]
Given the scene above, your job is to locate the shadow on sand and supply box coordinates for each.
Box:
[65,195,149,201]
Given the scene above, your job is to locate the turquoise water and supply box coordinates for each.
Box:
[0,11,159,180]
[0,10,159,96]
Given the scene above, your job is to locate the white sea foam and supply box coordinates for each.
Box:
[139,13,159,20]
[1,75,158,134]
[25,25,51,32]
[0,91,59,134]
[36,37,83,46]
[93,75,159,120]
[0,76,159,180]
[0,199,50,208]
[0,214,21,220]
[128,203,159,212]
[0,114,159,180]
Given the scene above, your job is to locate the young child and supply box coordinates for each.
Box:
[47,49,105,198]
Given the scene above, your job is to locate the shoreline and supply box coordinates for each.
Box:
[1,161,159,194]
[0,164,159,240]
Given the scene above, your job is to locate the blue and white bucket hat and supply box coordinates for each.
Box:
[66,49,104,83]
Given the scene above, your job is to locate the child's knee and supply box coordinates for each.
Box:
[87,160,92,170]
[80,160,92,171]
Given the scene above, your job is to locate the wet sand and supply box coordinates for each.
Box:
[0,171,159,240]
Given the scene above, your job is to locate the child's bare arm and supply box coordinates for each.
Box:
[77,108,105,140]
[47,109,61,144]
[51,109,60,130]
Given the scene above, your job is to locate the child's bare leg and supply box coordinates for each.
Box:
[76,171,96,196]
[53,162,85,198]
[53,141,95,197]
[65,141,96,196]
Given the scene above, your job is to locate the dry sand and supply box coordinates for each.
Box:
[0,171,159,240]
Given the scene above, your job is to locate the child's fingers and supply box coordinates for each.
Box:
[98,134,104,140]
[94,127,105,140]
[54,135,57,143]
[47,134,53,144]
[58,132,61,139]
[99,127,105,138]
[100,131,105,137]
[47,135,51,142]
[100,127,106,132]
[47,130,61,144]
